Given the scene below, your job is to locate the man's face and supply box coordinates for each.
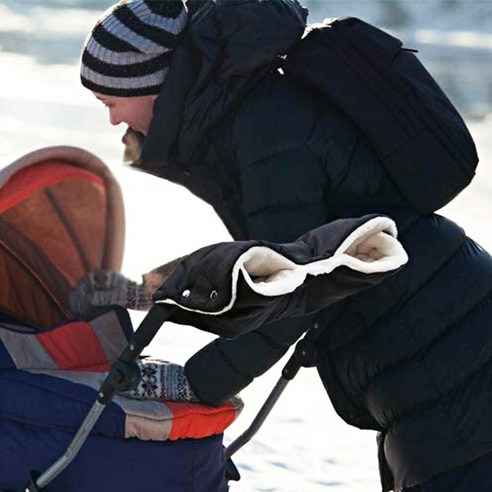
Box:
[93,92,158,135]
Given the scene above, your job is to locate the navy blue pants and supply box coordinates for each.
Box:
[404,452,492,492]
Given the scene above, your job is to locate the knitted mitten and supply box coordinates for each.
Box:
[120,358,198,403]
[70,271,152,315]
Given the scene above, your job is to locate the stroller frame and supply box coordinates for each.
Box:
[28,304,320,491]
[28,305,174,491]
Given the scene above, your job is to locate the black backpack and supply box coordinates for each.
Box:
[281,17,479,214]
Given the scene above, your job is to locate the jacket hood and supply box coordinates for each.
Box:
[187,0,308,78]
[133,0,307,177]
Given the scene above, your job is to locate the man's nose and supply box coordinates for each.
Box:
[109,110,122,126]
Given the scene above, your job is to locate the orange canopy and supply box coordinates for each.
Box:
[0,146,125,327]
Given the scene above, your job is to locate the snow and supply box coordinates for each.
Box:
[0,1,491,491]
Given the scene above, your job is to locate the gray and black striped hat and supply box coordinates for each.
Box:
[80,0,188,97]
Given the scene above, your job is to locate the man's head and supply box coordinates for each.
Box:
[93,92,158,135]
[80,0,188,133]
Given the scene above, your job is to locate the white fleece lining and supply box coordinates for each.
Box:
[156,217,408,315]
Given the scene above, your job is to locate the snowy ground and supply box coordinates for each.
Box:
[0,2,491,491]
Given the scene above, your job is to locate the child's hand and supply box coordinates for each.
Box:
[120,359,199,403]
[69,271,152,315]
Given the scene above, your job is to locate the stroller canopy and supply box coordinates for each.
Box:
[0,146,124,327]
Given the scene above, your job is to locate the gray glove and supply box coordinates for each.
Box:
[120,358,198,403]
[70,270,152,316]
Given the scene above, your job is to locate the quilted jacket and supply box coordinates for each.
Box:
[133,1,492,489]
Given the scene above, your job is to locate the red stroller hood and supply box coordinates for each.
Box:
[0,146,124,327]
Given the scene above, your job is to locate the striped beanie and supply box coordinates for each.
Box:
[80,0,188,97]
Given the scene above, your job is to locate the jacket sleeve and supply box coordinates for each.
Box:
[185,313,317,405]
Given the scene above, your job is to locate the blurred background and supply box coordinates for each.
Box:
[1,1,491,491]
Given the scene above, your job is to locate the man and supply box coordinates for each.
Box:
[73,1,492,490]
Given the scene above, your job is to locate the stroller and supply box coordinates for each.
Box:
[0,147,240,491]
[0,147,408,491]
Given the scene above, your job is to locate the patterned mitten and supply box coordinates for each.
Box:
[120,358,198,403]
[70,271,152,315]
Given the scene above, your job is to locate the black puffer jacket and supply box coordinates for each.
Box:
[134,1,492,490]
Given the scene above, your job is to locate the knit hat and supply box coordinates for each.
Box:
[80,0,188,97]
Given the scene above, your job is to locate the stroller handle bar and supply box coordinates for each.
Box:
[28,303,176,492]
[225,333,318,460]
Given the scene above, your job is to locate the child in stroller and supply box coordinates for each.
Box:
[0,146,241,492]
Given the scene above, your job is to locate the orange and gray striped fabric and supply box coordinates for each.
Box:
[0,308,242,441]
